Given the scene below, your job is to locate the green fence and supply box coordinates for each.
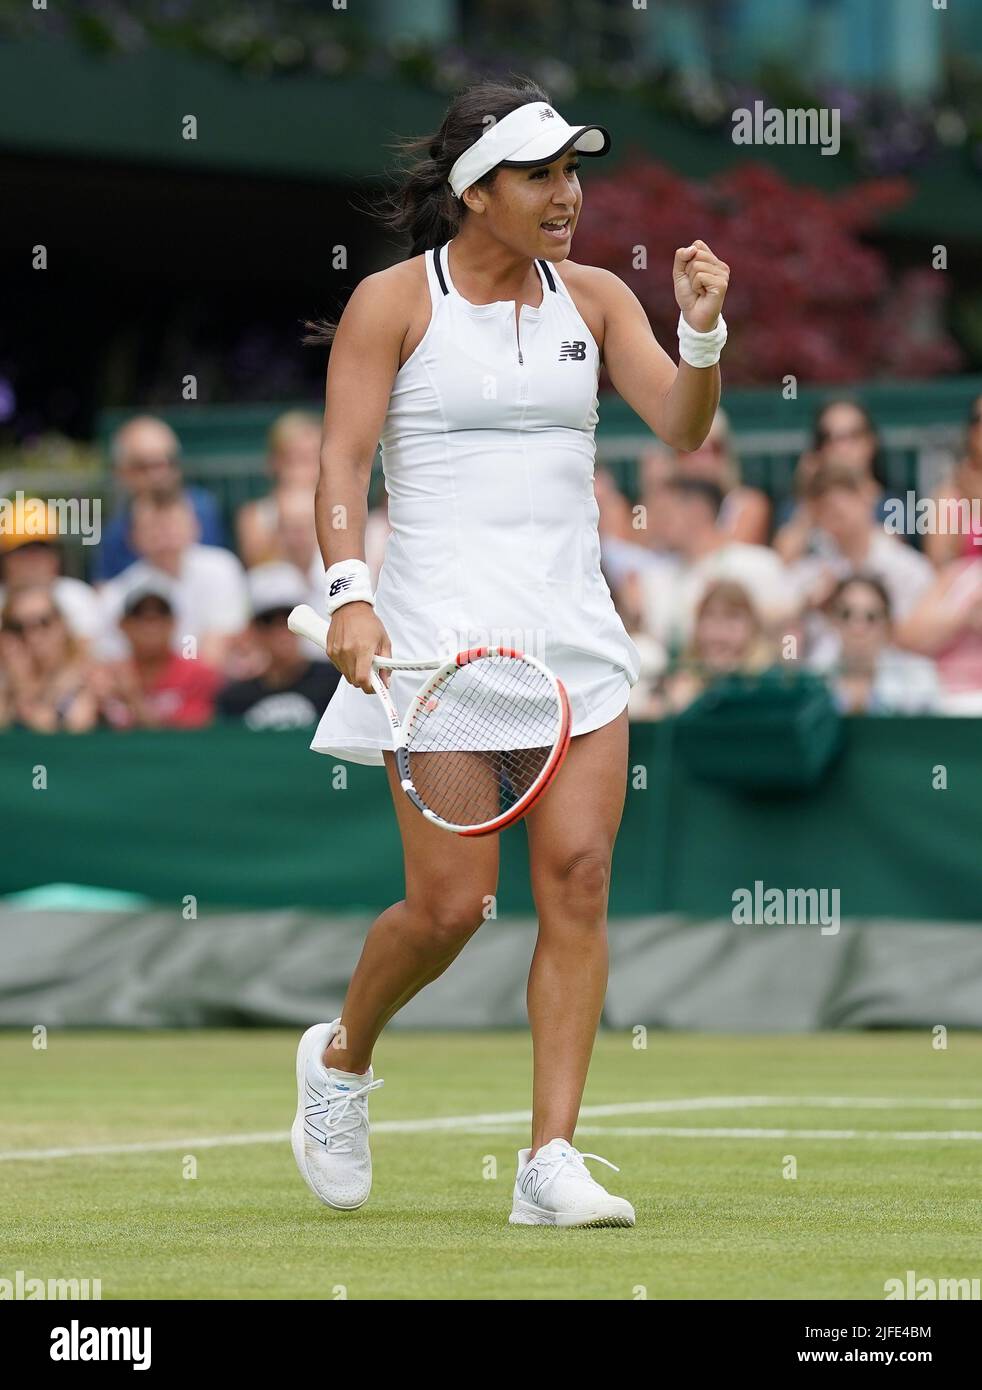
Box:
[2,717,980,920]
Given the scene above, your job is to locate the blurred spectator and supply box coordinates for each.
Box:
[675,407,771,545]
[595,464,637,544]
[98,485,249,669]
[923,392,982,567]
[810,575,939,715]
[93,581,221,730]
[774,399,884,564]
[216,564,340,729]
[634,478,794,654]
[602,447,680,631]
[236,411,321,568]
[0,517,101,647]
[789,465,933,664]
[235,409,390,606]
[96,417,225,582]
[896,556,982,715]
[0,586,98,732]
[632,580,772,719]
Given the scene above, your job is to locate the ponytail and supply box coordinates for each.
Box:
[302,75,550,347]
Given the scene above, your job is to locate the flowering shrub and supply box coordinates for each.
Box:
[573,160,963,384]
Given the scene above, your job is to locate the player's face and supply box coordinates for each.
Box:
[496,153,582,257]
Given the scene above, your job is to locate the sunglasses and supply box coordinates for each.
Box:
[5,611,58,635]
[836,605,886,624]
[818,425,870,446]
[126,603,172,620]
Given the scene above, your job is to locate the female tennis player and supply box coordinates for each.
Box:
[293,78,729,1227]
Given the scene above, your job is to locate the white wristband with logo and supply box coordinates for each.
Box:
[324,559,375,615]
[677,311,728,368]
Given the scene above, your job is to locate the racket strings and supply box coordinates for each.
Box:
[405,655,560,827]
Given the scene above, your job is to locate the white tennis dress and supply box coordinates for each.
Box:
[311,237,641,766]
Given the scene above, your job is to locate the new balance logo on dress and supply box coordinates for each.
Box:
[558,341,587,361]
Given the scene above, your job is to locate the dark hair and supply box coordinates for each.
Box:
[667,476,725,518]
[812,397,887,488]
[827,573,892,621]
[302,75,550,347]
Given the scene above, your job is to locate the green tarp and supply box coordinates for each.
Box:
[1,718,980,920]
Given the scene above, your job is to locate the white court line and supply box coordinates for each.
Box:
[2,1095,982,1162]
[466,1125,982,1141]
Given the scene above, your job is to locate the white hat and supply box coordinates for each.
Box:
[247,562,308,618]
[448,101,610,199]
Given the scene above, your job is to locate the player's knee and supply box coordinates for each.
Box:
[413,891,493,952]
[557,851,610,911]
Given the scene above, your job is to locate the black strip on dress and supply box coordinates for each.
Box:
[434,244,450,296]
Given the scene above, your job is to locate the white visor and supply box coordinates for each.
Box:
[448,101,610,198]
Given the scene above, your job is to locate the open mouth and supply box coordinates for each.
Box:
[540,217,571,240]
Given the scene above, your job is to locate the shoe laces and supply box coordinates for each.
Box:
[537,1143,620,1186]
[305,1075,384,1154]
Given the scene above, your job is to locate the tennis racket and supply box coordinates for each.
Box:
[288,604,571,835]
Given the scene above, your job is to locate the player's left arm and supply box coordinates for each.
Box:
[594,240,730,452]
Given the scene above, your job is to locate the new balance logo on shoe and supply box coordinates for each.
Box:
[521,1167,545,1204]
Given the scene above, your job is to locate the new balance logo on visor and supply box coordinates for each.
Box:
[558,341,587,361]
[539,107,555,121]
[329,575,354,597]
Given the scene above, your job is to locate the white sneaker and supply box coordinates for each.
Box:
[291,1019,384,1211]
[509,1137,636,1228]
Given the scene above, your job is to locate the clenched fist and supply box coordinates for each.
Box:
[673,240,730,333]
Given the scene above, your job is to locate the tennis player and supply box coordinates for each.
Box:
[293,78,729,1227]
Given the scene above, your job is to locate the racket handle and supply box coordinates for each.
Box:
[288,603,394,672]
[287,604,329,650]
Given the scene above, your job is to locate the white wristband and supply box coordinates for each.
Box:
[324,559,374,615]
[678,310,728,368]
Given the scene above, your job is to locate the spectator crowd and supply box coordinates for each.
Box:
[2,393,982,733]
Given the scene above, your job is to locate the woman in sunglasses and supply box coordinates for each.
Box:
[818,575,938,715]
[0,586,98,732]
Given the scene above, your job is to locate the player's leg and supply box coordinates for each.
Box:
[524,708,628,1147]
[293,749,499,1210]
[322,748,500,1072]
[509,707,634,1226]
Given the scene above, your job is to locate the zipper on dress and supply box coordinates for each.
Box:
[516,311,524,365]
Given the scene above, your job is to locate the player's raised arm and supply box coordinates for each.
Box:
[597,239,729,451]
